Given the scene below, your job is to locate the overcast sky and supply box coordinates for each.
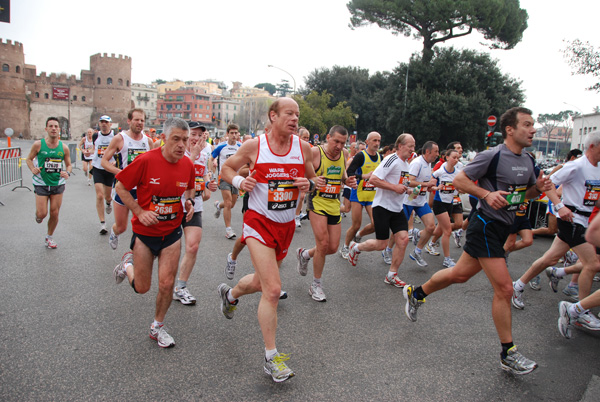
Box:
[3,0,599,118]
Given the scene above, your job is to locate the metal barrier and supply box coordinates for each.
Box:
[68,143,80,172]
[0,147,31,206]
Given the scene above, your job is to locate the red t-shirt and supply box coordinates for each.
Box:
[116,147,195,237]
[433,159,445,172]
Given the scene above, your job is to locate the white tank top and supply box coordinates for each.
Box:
[118,132,151,169]
[248,134,306,223]
[92,131,115,169]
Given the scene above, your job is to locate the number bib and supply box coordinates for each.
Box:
[505,185,527,211]
[440,181,455,194]
[453,196,461,205]
[399,172,410,186]
[268,180,299,210]
[318,178,342,199]
[362,179,375,191]
[584,180,600,207]
[150,195,181,221]
[127,148,146,164]
[97,145,108,157]
[44,158,62,173]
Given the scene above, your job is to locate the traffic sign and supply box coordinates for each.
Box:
[314,134,319,142]
[487,115,497,127]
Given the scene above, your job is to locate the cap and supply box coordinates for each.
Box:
[188,121,206,131]
[150,128,156,133]
[99,115,112,122]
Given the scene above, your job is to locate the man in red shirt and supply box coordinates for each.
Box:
[112,118,196,348]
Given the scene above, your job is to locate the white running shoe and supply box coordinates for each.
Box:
[453,229,463,248]
[309,283,326,302]
[45,236,57,249]
[340,245,349,260]
[295,216,302,228]
[113,251,132,284]
[225,227,236,239]
[381,248,392,265]
[149,324,175,348]
[100,223,108,235]
[296,248,309,276]
[409,250,427,267]
[109,228,119,250]
[214,201,221,218]
[105,202,112,215]
[173,286,197,305]
[225,253,237,280]
[443,257,456,268]
[425,242,440,256]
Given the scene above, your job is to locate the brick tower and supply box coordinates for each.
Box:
[0,39,30,138]
[89,53,132,130]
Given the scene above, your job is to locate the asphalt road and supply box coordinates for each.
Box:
[1,139,600,401]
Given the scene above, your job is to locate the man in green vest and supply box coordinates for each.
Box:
[26,117,72,249]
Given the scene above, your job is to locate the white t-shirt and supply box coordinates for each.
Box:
[372,153,411,213]
[433,162,459,204]
[551,155,600,227]
[184,143,213,212]
[212,142,241,173]
[405,155,432,207]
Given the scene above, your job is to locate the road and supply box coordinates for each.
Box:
[1,139,599,401]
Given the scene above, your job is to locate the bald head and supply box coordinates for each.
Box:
[365,131,381,154]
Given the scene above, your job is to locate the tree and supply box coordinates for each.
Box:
[537,111,573,156]
[254,83,277,95]
[347,0,529,63]
[294,91,356,137]
[564,39,600,91]
[236,98,273,134]
[276,80,293,97]
[154,79,166,85]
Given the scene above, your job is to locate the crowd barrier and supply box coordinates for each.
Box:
[0,147,31,206]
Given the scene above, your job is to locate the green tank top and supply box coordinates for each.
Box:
[33,139,65,186]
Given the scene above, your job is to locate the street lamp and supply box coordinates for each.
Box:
[268,64,296,95]
[563,102,585,149]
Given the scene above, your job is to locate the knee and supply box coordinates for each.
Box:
[522,238,533,248]
[49,208,60,219]
[316,239,330,253]
[374,240,387,251]
[442,227,452,236]
[186,242,199,256]
[327,244,338,255]
[132,280,150,294]
[425,222,435,233]
[264,283,282,304]
[496,282,514,300]
[158,276,176,294]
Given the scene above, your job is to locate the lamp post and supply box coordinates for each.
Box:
[268,65,296,95]
[563,102,585,150]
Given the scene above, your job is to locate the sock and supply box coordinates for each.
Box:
[415,247,422,254]
[152,320,163,329]
[100,221,105,224]
[555,268,566,277]
[265,348,278,361]
[353,243,360,253]
[302,249,311,260]
[176,280,187,289]
[356,230,361,237]
[414,286,427,300]
[385,247,393,253]
[387,271,396,279]
[569,302,585,317]
[501,342,514,359]
[313,277,322,286]
[514,280,525,292]
[228,254,236,262]
[296,215,301,219]
[226,289,237,303]
[226,226,232,231]
[569,281,578,287]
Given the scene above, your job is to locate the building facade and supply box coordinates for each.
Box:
[572,113,600,150]
[156,87,213,126]
[132,83,158,124]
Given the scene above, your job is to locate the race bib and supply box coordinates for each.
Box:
[399,172,410,186]
[44,158,62,173]
[150,195,181,221]
[194,165,206,197]
[505,184,527,212]
[452,195,461,205]
[362,179,375,191]
[127,148,146,163]
[584,180,600,207]
[268,180,299,210]
[440,181,455,194]
[318,178,342,199]
[97,145,108,157]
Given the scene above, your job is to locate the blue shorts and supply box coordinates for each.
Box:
[113,188,137,206]
[349,188,373,206]
[403,203,432,220]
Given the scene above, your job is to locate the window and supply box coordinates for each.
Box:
[73,95,77,101]
[198,105,203,109]
[107,77,113,85]
[186,104,190,110]
[175,113,182,118]
[44,93,49,99]
[35,92,39,98]
[16,66,20,73]
[118,79,123,86]
[97,77,101,85]
[126,80,130,87]
[206,114,209,119]
[2,64,9,72]
[82,96,86,101]
[234,106,237,111]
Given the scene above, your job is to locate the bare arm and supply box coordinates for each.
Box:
[369,174,407,194]
[101,134,123,174]
[61,143,72,179]
[26,141,42,175]
[454,171,509,210]
[115,181,158,226]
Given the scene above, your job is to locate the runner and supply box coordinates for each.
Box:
[112,117,196,348]
[173,122,218,305]
[91,115,116,235]
[216,98,319,382]
[294,127,312,227]
[403,107,552,375]
[212,124,242,239]
[26,117,72,248]
[296,125,356,301]
[347,134,414,289]
[102,109,154,249]
[339,132,381,258]
[77,128,94,185]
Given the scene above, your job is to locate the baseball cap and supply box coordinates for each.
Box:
[188,121,206,131]
[99,115,112,122]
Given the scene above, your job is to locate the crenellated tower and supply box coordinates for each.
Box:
[89,53,132,129]
[0,39,30,138]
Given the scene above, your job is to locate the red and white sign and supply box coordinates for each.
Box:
[0,148,21,159]
[487,115,497,127]
[53,87,70,100]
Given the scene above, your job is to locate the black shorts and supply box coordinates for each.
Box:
[510,214,532,234]
[308,209,341,225]
[343,187,351,200]
[557,218,587,248]
[34,184,65,196]
[373,206,408,240]
[93,168,115,187]
[182,211,203,228]
[130,226,183,257]
[463,212,510,259]
[451,202,463,215]
[242,193,249,213]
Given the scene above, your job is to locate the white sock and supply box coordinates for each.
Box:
[265,348,278,361]
[387,271,396,279]
[226,289,237,303]
[302,249,311,260]
[152,320,163,329]
[569,302,585,317]
[313,277,322,286]
[514,280,525,291]
[415,247,422,254]
[555,268,566,277]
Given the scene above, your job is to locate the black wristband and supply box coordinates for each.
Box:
[308,179,315,192]
[186,198,195,206]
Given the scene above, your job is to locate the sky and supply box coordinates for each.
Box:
[2,0,599,118]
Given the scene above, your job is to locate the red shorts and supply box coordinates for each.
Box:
[242,209,295,261]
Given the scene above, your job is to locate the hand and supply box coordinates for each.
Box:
[558,206,574,222]
[32,167,41,175]
[138,210,159,226]
[346,175,357,189]
[240,170,257,192]
[60,171,70,179]
[293,177,310,192]
[395,184,407,194]
[208,180,218,192]
[426,178,437,188]
[536,171,552,193]
[486,191,510,210]
[315,176,326,190]
[185,201,194,222]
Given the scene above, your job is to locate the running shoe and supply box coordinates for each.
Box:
[414,216,422,224]
[442,257,456,268]
[279,290,288,300]
[381,248,392,265]
[562,283,579,302]
[545,267,561,293]
[558,301,574,339]
[453,229,463,248]
[348,241,360,266]
[409,250,427,267]
[149,324,175,348]
[403,284,424,322]
[384,274,406,288]
[35,214,43,224]
[425,242,440,256]
[105,202,112,215]
[296,248,309,276]
[500,346,538,375]
[225,253,237,280]
[309,283,326,302]
[339,245,349,260]
[353,232,362,243]
[113,251,132,284]
[214,200,221,218]
[45,236,57,249]
[295,216,302,228]
[564,250,579,266]
[225,227,236,239]
[173,286,196,305]
[408,230,414,241]
[412,229,421,246]
[575,311,600,330]
[264,353,295,383]
[511,283,524,310]
[100,223,108,235]
[87,178,92,186]
[109,228,119,250]
[594,274,600,282]
[217,283,237,319]
[528,275,541,291]
[299,212,308,221]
